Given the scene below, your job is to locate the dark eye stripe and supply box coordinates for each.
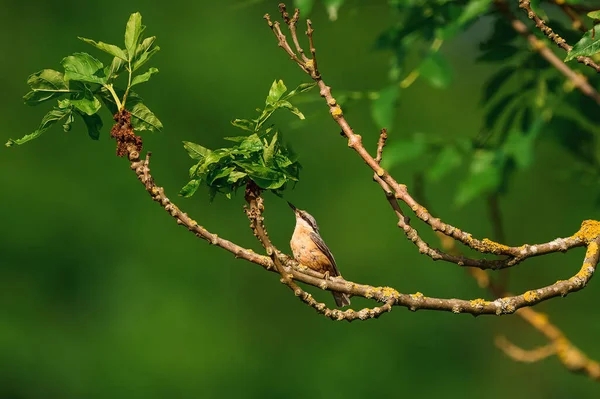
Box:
[301,212,319,233]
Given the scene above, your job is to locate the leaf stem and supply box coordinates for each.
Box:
[122,61,133,110]
[105,84,123,110]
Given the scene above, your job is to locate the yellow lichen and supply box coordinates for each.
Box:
[305,59,315,70]
[587,242,598,257]
[410,292,424,301]
[574,220,600,243]
[381,286,399,298]
[523,290,539,303]
[376,168,385,177]
[331,106,343,117]
[470,298,488,309]
[480,238,511,255]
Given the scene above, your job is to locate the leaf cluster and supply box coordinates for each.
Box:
[7,12,162,147]
[180,80,315,200]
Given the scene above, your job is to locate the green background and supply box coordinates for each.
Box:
[1,0,599,397]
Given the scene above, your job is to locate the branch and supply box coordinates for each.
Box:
[416,169,600,381]
[264,5,596,271]
[123,130,600,318]
[518,0,600,73]
[494,0,600,104]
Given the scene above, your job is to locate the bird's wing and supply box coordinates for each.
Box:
[309,231,341,277]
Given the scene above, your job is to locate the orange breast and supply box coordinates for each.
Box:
[290,225,332,274]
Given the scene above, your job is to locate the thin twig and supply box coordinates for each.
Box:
[495,0,600,104]
[517,0,600,73]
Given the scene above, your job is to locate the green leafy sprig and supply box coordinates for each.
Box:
[6,12,162,147]
[180,80,315,200]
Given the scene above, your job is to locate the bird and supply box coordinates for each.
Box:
[288,202,351,307]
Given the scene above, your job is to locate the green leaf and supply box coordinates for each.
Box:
[277,100,305,119]
[231,119,254,132]
[79,112,103,140]
[107,56,126,79]
[78,37,127,61]
[426,146,462,181]
[419,53,452,89]
[63,112,75,132]
[179,179,201,198]
[62,53,107,84]
[132,46,160,71]
[23,69,73,105]
[6,108,71,147]
[129,102,163,131]
[267,80,287,105]
[135,36,156,59]
[587,10,600,20]
[183,141,212,160]
[371,85,398,131]
[263,132,278,164]
[381,133,428,169]
[455,150,503,206]
[131,67,159,86]
[70,86,102,115]
[565,25,600,61]
[283,82,317,99]
[227,171,247,183]
[125,12,143,60]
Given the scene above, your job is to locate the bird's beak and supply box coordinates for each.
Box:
[287,201,297,212]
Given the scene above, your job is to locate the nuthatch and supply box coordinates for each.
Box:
[288,202,351,307]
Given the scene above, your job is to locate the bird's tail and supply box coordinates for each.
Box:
[333,292,351,307]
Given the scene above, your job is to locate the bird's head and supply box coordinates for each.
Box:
[288,202,320,233]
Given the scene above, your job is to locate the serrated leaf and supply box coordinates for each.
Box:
[419,53,452,89]
[371,84,398,131]
[231,119,254,132]
[23,69,73,105]
[263,132,278,164]
[129,102,163,131]
[267,80,287,105]
[62,53,107,84]
[79,112,103,140]
[135,36,156,59]
[125,12,143,60]
[132,46,160,71]
[131,67,159,86]
[63,112,75,132]
[6,108,71,147]
[565,25,600,61]
[70,86,102,115]
[107,56,126,79]
[277,100,305,119]
[78,37,127,61]
[179,179,201,198]
[283,82,317,99]
[426,146,462,181]
[183,141,212,160]
[227,171,247,183]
